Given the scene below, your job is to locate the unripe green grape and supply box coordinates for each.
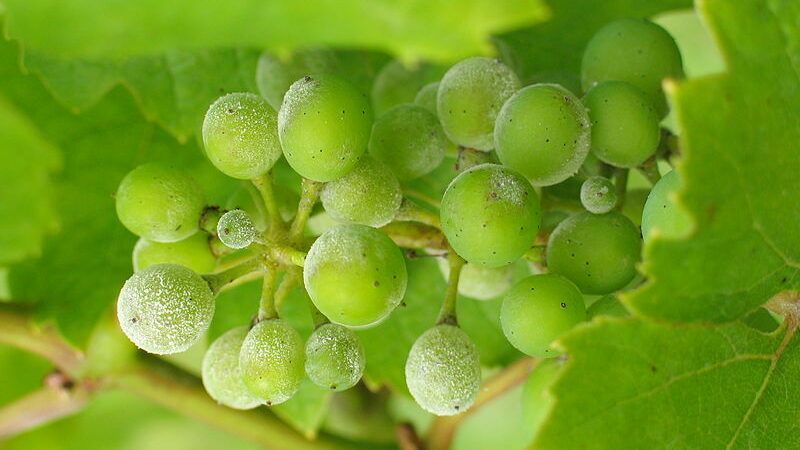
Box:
[368,104,447,180]
[202,326,261,410]
[586,294,629,319]
[117,264,215,355]
[414,82,439,115]
[521,359,562,442]
[494,84,591,186]
[641,170,692,242]
[441,164,541,267]
[305,323,365,391]
[239,319,305,405]
[437,57,520,150]
[405,324,481,416]
[320,156,402,227]
[501,274,586,357]
[115,163,205,243]
[583,81,661,168]
[546,212,641,295]
[372,60,444,115]
[581,19,683,116]
[278,75,372,182]
[437,258,517,301]
[133,233,216,274]
[217,209,257,249]
[304,224,407,328]
[580,176,617,214]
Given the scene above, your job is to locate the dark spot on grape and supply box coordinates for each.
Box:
[224,228,230,234]
[560,302,566,308]
[782,277,788,283]
[650,365,657,373]
[454,405,460,411]
[373,280,380,287]
[330,385,337,390]
[304,76,312,82]
[131,317,138,323]
[266,401,273,406]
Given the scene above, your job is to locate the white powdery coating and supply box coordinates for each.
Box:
[405,325,481,416]
[117,264,214,355]
[487,164,529,207]
[239,319,305,406]
[437,258,516,301]
[320,156,402,227]
[305,323,365,391]
[580,176,617,214]
[202,326,261,410]
[217,209,257,249]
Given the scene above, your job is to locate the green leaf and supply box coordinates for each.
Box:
[3,0,548,62]
[626,0,800,322]
[531,317,799,449]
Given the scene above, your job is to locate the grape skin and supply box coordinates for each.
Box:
[239,319,305,406]
[217,209,257,249]
[641,170,692,242]
[117,264,215,355]
[115,163,205,243]
[405,324,481,416]
[202,326,262,410]
[133,232,216,273]
[414,81,439,115]
[305,323,366,391]
[441,164,541,268]
[371,61,444,115]
[436,258,518,301]
[580,176,617,214]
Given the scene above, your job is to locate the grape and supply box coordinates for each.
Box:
[437,57,520,150]
[217,209,257,249]
[437,258,517,301]
[368,104,447,180]
[621,188,649,228]
[256,52,308,110]
[117,264,214,355]
[372,61,444,115]
[239,319,305,405]
[494,84,591,187]
[546,212,641,295]
[202,93,282,180]
[305,323,365,391]
[414,82,439,115]
[278,75,372,182]
[133,232,216,274]
[304,224,407,328]
[581,18,683,116]
[320,155,402,227]
[583,81,661,168]
[641,170,692,242]
[115,163,205,243]
[440,164,541,267]
[202,326,261,410]
[580,176,617,214]
[586,294,629,319]
[500,274,586,357]
[405,324,481,416]
[521,359,562,442]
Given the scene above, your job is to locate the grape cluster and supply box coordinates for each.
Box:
[113,18,684,416]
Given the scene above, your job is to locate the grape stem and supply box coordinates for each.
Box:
[203,258,263,294]
[436,250,465,325]
[258,265,279,321]
[267,244,307,268]
[524,245,546,263]
[0,380,92,438]
[613,168,629,210]
[381,222,447,250]
[273,267,300,313]
[252,171,285,234]
[395,198,441,229]
[637,156,662,185]
[199,205,223,235]
[455,147,493,172]
[402,188,441,209]
[290,178,324,245]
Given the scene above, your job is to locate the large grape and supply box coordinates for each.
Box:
[414,82,439,115]
[217,209,257,249]
[133,232,216,273]
[500,274,586,357]
[115,163,205,243]
[641,170,692,242]
[278,75,372,182]
[581,19,683,116]
[494,84,591,186]
[371,60,444,115]
[305,323,365,391]
[405,324,481,416]
[546,212,641,294]
[320,155,402,227]
[202,93,282,180]
[583,81,661,168]
[202,326,261,410]
[437,258,518,301]
[440,164,540,267]
[580,176,617,214]
[304,224,407,327]
[117,264,215,355]
[437,57,520,150]
[239,319,305,405]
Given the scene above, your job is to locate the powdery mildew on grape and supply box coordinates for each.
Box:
[580,176,617,214]
[437,258,516,300]
[117,264,214,355]
[202,326,261,410]
[488,164,530,207]
[405,324,481,416]
[239,319,305,406]
[369,104,446,180]
[320,156,402,227]
[305,323,365,391]
[217,209,257,249]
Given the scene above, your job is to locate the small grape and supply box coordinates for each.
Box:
[414,81,439,115]
[583,81,661,168]
[494,84,591,187]
[304,224,407,328]
[202,93,282,180]
[202,326,261,410]
[217,209,257,249]
[580,176,617,214]
[521,359,562,442]
[133,232,216,274]
[368,104,447,180]
[500,274,586,357]
[278,75,372,182]
[641,170,692,242]
[405,324,481,416]
[371,60,444,115]
[305,323,366,391]
[239,319,305,405]
[437,258,517,301]
[115,163,205,243]
[581,18,683,116]
[437,57,520,150]
[440,164,541,267]
[320,155,402,227]
[117,264,215,355]
[546,212,642,295]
